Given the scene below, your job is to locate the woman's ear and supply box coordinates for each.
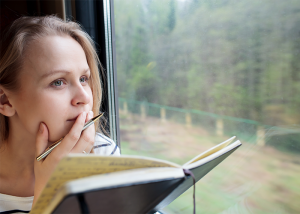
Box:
[0,88,16,117]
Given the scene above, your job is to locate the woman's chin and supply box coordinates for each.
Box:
[48,125,73,143]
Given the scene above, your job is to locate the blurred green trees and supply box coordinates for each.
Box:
[114,0,300,126]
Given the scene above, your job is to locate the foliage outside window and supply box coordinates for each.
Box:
[114,0,300,213]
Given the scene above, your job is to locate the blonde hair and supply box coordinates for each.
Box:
[0,16,103,142]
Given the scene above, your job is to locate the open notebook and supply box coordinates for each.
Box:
[30,136,241,214]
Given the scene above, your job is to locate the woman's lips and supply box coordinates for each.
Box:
[67,116,79,121]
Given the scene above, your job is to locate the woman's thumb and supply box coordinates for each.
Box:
[35,122,49,158]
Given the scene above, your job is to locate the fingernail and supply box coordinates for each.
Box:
[39,123,44,133]
[89,111,93,117]
[82,112,86,118]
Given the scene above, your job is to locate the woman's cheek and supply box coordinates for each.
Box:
[37,101,67,141]
[47,122,71,142]
[88,89,93,110]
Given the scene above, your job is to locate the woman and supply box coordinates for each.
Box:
[0,16,119,213]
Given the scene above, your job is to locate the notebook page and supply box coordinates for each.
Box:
[31,155,178,214]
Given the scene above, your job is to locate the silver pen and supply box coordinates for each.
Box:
[36,112,104,161]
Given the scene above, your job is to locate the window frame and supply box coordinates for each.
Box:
[65,0,121,148]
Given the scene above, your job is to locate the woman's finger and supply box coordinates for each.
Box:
[35,122,49,162]
[82,111,96,153]
[49,111,87,159]
[71,111,95,154]
[85,110,93,123]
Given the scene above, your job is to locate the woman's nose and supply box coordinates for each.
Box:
[71,84,91,106]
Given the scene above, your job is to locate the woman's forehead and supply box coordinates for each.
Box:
[23,35,89,76]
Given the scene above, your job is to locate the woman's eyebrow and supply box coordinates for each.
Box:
[40,69,90,80]
[40,70,70,79]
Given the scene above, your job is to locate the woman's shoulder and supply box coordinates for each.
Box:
[93,133,120,156]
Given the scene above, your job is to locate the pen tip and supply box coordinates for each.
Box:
[92,112,104,122]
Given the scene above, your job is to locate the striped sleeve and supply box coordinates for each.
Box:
[0,194,33,214]
[93,133,120,156]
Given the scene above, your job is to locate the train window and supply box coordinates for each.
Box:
[114,0,300,213]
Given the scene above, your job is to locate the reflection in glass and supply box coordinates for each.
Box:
[114,0,300,213]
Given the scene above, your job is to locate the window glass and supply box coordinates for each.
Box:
[114,0,300,213]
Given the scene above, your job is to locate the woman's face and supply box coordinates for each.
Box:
[8,35,93,142]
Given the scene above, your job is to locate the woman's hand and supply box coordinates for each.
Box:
[33,111,95,206]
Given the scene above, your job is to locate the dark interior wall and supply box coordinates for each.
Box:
[0,0,28,15]
[0,0,28,32]
[40,1,56,16]
[26,0,40,15]
[39,0,63,18]
[0,0,64,17]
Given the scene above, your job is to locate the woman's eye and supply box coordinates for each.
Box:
[51,80,63,87]
[80,76,89,83]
